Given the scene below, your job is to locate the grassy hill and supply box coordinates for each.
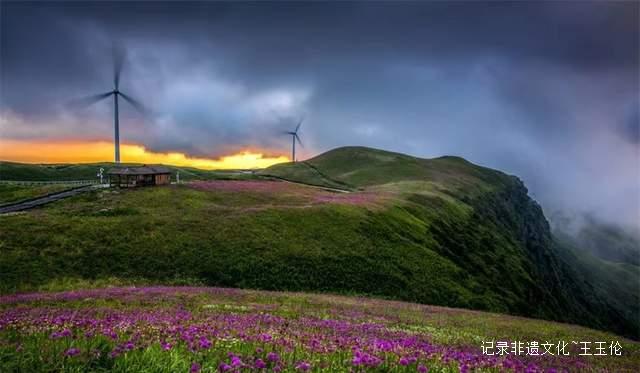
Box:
[260,146,507,192]
[0,147,638,341]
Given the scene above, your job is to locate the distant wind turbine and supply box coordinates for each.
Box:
[69,45,147,163]
[284,118,303,162]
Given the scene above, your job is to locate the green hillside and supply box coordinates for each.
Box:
[1,147,637,340]
[264,147,640,338]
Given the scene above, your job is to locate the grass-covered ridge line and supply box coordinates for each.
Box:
[261,146,508,193]
[1,286,638,372]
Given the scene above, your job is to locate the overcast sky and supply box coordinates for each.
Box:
[1,1,638,229]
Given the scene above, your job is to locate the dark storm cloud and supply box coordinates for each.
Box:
[623,105,640,145]
[1,1,638,228]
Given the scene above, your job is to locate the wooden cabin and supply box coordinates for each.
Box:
[107,166,171,188]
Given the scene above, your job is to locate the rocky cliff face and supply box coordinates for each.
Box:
[447,177,637,338]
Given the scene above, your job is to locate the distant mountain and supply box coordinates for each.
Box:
[552,214,640,266]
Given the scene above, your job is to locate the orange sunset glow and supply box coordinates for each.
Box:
[0,139,290,170]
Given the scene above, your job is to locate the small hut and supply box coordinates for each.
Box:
[107,166,171,187]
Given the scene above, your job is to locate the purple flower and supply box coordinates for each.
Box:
[267,352,280,362]
[231,356,243,367]
[199,336,212,349]
[161,341,172,351]
[190,362,201,373]
[295,361,311,371]
[255,359,266,369]
[64,347,80,357]
[218,363,232,372]
[260,333,273,342]
[50,329,72,339]
[399,357,409,366]
[418,364,429,373]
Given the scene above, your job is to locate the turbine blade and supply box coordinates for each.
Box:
[67,92,113,109]
[295,117,304,133]
[119,92,148,116]
[295,133,303,147]
[113,43,126,90]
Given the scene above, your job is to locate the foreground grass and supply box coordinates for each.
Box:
[0,182,465,303]
[1,286,638,372]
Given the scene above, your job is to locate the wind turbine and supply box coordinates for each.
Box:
[284,118,303,162]
[70,45,146,163]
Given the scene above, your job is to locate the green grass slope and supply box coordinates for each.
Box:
[1,147,637,340]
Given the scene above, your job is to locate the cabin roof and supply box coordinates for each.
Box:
[107,166,172,175]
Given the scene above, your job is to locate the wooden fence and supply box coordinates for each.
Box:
[0,180,99,185]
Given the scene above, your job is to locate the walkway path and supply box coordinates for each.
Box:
[0,185,96,214]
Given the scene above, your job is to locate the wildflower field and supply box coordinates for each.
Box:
[1,286,638,372]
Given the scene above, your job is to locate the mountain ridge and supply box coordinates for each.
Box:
[262,146,639,338]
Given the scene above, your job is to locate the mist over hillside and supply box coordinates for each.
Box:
[550,212,640,266]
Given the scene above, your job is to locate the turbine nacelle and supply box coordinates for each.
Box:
[282,118,304,162]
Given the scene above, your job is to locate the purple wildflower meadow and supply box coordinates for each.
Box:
[0,286,614,372]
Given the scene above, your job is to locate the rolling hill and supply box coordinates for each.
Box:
[0,147,637,341]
